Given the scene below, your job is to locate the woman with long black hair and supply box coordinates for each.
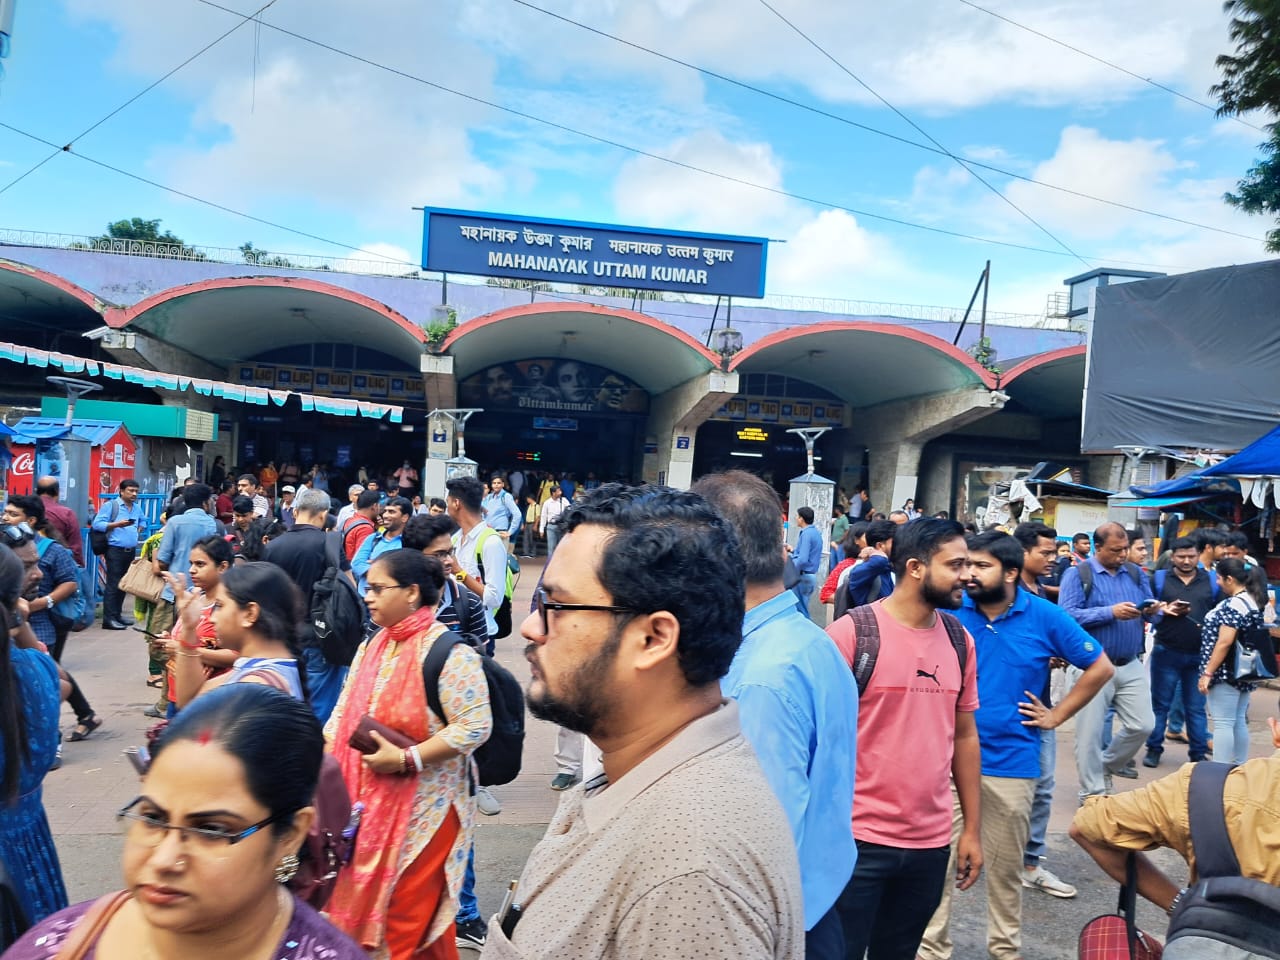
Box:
[167,561,308,708]
[0,541,67,942]
[1197,556,1270,763]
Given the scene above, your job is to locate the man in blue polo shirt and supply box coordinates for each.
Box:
[481,473,520,554]
[919,531,1113,960]
[91,477,148,629]
[790,506,823,619]
[1059,522,1162,801]
[695,471,857,960]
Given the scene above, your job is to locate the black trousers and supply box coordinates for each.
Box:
[102,545,135,624]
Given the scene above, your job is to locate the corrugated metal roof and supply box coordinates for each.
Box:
[10,417,126,446]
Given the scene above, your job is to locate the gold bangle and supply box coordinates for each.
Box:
[177,650,203,658]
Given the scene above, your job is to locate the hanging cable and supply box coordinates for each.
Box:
[0,0,279,198]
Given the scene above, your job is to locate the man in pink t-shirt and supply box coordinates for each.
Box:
[826,517,983,960]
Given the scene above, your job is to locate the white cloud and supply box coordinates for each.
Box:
[611,129,791,236]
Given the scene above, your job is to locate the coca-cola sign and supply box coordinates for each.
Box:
[11,451,33,476]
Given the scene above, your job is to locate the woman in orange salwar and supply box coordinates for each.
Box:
[325,550,491,960]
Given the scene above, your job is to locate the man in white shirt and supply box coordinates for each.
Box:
[538,484,571,558]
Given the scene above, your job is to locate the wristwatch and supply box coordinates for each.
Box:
[456,571,467,583]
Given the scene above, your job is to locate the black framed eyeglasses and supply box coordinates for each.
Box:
[534,587,637,635]
[426,547,455,560]
[117,797,279,848]
[365,583,411,597]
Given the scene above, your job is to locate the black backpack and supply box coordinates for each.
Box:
[310,533,368,667]
[89,500,118,556]
[1076,560,1147,601]
[844,604,969,697]
[1165,761,1280,958]
[423,631,525,787]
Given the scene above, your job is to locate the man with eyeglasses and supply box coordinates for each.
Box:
[490,483,803,957]
[401,513,487,649]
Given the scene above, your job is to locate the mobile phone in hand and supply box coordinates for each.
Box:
[124,746,151,776]
[1140,599,1159,611]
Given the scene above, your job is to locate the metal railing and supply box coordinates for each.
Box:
[0,227,418,277]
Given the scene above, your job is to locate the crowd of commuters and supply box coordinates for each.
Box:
[3,461,1278,960]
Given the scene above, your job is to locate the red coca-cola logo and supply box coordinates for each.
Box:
[11,452,33,476]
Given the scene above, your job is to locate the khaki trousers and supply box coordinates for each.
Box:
[917,775,1035,960]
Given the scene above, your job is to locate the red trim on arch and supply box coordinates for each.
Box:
[115,276,426,342]
[729,320,998,388]
[0,260,109,316]
[442,301,723,365]
[1001,345,1086,386]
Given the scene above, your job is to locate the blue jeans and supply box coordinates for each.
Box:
[1144,645,1208,760]
[301,646,349,727]
[838,840,950,960]
[1024,727,1055,867]
[793,572,817,620]
[1167,678,1186,733]
[456,845,479,923]
[1206,683,1252,764]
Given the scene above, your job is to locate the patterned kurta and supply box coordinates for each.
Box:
[325,619,491,958]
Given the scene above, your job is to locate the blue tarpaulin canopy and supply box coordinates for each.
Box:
[1129,474,1241,499]
[0,421,13,437]
[1200,423,1280,478]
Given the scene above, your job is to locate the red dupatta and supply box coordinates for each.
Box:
[327,606,443,945]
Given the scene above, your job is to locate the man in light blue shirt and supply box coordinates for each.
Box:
[91,477,148,629]
[481,474,520,552]
[155,484,218,604]
[694,472,857,960]
[790,505,823,620]
[351,496,409,594]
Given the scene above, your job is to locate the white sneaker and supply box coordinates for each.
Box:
[475,786,502,816]
[1022,865,1077,898]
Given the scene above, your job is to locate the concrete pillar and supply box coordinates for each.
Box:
[855,386,1006,512]
[421,355,457,498]
[644,370,739,489]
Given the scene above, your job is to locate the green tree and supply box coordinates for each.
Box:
[1212,0,1280,250]
[239,241,296,268]
[88,218,204,259]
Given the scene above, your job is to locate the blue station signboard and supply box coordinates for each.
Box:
[422,207,768,298]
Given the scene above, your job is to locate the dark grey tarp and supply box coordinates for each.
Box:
[1081,258,1280,453]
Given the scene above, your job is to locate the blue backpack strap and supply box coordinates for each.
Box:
[1154,568,1166,598]
[1187,761,1240,879]
[35,537,51,560]
[1207,569,1220,599]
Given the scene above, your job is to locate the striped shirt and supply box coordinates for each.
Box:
[1058,556,1155,662]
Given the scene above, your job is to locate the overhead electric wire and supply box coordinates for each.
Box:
[954,0,1266,134]
[185,0,1192,267]
[0,0,280,199]
[756,0,1089,266]
[0,120,416,264]
[506,0,1263,244]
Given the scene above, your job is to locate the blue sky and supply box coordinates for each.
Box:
[0,0,1271,315]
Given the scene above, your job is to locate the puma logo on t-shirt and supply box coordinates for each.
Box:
[915,664,941,687]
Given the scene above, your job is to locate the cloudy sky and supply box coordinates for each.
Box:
[0,0,1272,315]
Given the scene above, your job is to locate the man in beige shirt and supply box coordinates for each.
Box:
[1070,716,1280,909]
[481,484,803,959]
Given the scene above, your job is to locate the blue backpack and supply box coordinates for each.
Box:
[34,537,89,630]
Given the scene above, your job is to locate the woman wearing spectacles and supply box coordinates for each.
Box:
[4,683,366,959]
[325,550,492,960]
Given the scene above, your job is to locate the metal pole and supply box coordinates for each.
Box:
[46,376,101,428]
[786,427,831,476]
[952,265,988,346]
[978,260,990,342]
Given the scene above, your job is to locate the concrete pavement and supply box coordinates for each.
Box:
[39,562,1280,957]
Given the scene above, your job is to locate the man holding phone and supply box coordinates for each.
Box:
[1059,523,1165,800]
[92,478,148,629]
[1142,536,1216,768]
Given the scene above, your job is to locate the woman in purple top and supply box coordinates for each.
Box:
[3,684,365,960]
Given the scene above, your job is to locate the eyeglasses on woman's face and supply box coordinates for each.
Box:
[118,797,279,849]
[365,582,411,597]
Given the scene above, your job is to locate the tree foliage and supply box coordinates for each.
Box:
[1212,0,1280,250]
[1211,0,1280,119]
[239,241,296,268]
[88,217,205,259]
